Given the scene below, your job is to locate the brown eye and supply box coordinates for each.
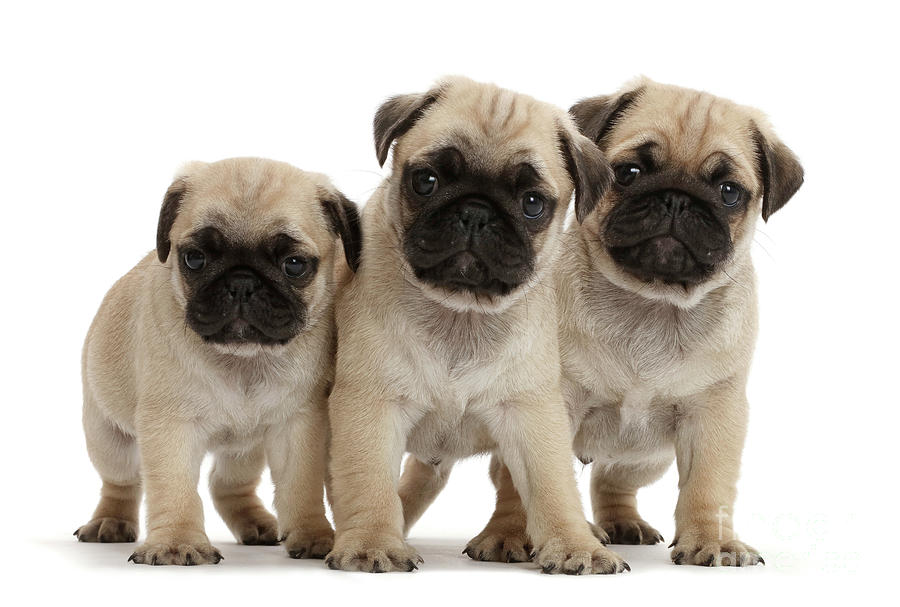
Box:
[183,249,205,270]
[614,164,641,186]
[411,169,438,196]
[721,182,742,206]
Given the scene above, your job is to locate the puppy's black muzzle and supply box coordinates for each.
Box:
[605,188,732,285]
[186,266,303,345]
[404,198,533,297]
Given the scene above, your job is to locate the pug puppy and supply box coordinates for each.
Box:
[326,77,628,574]
[74,157,361,565]
[429,78,803,567]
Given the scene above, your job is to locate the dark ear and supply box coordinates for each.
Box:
[569,87,644,146]
[558,124,614,223]
[373,91,440,167]
[752,123,804,221]
[320,190,362,272]
[156,177,189,262]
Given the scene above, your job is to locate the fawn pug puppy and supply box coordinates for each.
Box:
[431,78,803,567]
[565,79,802,566]
[75,157,361,565]
[326,77,629,574]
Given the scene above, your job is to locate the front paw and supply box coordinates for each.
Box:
[325,531,422,572]
[128,532,222,565]
[598,517,663,545]
[534,536,629,575]
[670,528,763,566]
[464,518,532,563]
[282,525,334,559]
[74,517,137,543]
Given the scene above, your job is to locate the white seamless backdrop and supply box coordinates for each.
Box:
[2,1,896,605]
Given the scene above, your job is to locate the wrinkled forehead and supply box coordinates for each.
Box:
[176,170,326,251]
[609,89,760,187]
[399,91,566,183]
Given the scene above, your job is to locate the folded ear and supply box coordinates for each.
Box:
[569,86,644,146]
[558,123,614,223]
[156,177,189,263]
[752,123,804,221]
[373,90,440,167]
[320,189,363,272]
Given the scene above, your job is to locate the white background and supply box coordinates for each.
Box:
[2,1,897,604]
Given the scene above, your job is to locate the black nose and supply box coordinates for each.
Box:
[226,269,260,299]
[662,190,691,215]
[457,202,493,234]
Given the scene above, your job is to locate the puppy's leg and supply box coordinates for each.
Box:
[129,418,220,565]
[268,404,334,559]
[327,385,421,572]
[591,460,668,545]
[464,454,531,563]
[398,456,453,536]
[76,400,141,543]
[489,392,628,574]
[209,443,278,546]
[670,377,762,566]
[465,456,609,562]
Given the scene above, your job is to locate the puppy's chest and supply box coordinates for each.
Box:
[392,311,535,460]
[200,368,317,446]
[565,308,708,463]
[568,304,710,397]
[417,312,515,371]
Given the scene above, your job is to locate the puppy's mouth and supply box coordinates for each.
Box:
[608,235,714,286]
[203,315,289,346]
[193,313,293,346]
[412,250,523,297]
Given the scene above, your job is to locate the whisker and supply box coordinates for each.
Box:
[752,237,775,262]
[722,269,750,294]
[754,226,777,245]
